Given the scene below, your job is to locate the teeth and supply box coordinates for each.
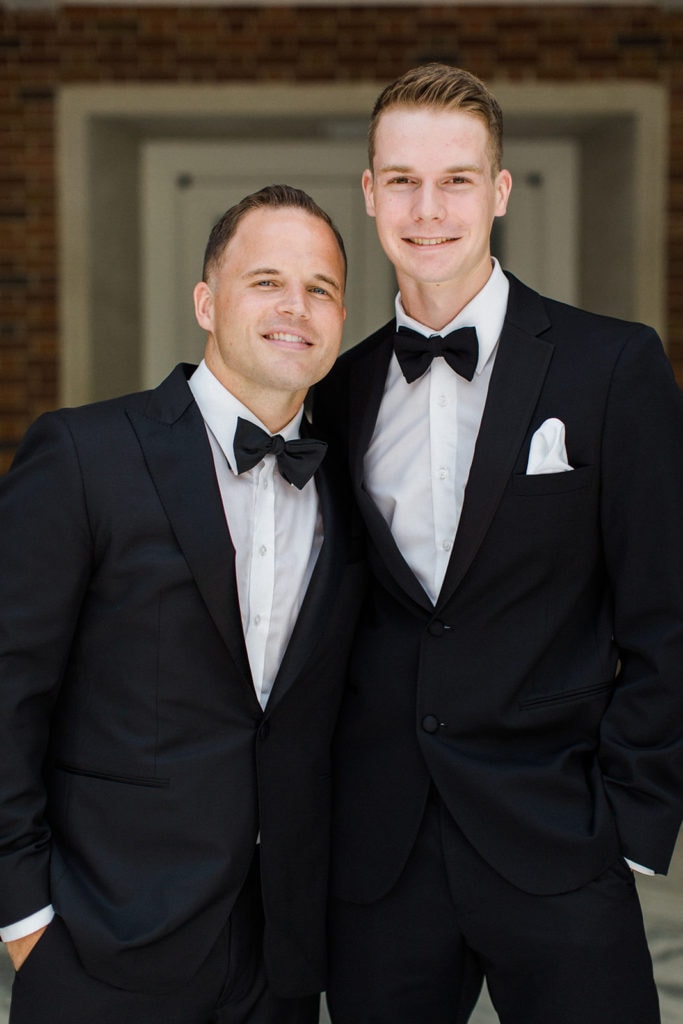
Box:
[267,332,306,343]
[410,238,452,246]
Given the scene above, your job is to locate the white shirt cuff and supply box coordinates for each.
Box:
[625,858,655,875]
[0,905,55,942]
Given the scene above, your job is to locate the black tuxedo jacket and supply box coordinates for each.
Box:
[0,365,365,995]
[314,273,683,902]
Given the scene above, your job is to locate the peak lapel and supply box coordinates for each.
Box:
[436,284,553,610]
[350,325,433,612]
[126,365,253,689]
[347,322,394,481]
[265,445,345,712]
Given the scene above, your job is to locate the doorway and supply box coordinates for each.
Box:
[57,80,666,405]
[141,135,579,387]
[140,138,392,385]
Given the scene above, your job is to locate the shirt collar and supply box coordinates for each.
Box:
[394,258,510,376]
[188,359,305,475]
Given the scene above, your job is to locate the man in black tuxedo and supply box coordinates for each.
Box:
[314,65,683,1023]
[0,184,365,1023]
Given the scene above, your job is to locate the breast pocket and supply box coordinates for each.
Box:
[512,465,594,496]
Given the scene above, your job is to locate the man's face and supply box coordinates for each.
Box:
[194,206,346,421]
[363,107,511,304]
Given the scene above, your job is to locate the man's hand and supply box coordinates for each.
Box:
[5,925,48,971]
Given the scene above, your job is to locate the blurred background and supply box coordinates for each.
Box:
[1,0,682,1019]
[2,0,683,475]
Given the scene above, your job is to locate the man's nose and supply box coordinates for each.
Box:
[412,183,445,221]
[276,285,310,317]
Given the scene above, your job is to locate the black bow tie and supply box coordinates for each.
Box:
[393,325,479,383]
[233,416,327,490]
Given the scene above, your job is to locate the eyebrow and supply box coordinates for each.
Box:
[377,165,413,176]
[314,273,342,294]
[378,164,483,175]
[244,267,280,278]
[244,268,342,293]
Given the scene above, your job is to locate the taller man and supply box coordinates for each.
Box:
[0,185,364,1024]
[315,64,683,1024]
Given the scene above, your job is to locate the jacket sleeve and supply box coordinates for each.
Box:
[598,326,683,873]
[0,411,93,924]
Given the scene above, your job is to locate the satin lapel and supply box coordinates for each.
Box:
[266,449,344,712]
[350,325,433,612]
[126,365,253,690]
[436,308,554,611]
[347,322,394,481]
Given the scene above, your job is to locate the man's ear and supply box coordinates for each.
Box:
[494,169,512,219]
[361,169,376,218]
[193,281,214,332]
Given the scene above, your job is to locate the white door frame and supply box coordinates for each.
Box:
[58,80,667,405]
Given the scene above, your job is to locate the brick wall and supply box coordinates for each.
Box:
[2,3,683,472]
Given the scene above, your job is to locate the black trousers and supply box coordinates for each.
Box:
[327,790,660,1024]
[10,857,319,1024]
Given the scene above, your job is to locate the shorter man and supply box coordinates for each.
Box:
[0,185,364,1023]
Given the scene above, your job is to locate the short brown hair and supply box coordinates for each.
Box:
[368,63,504,176]
[202,183,347,286]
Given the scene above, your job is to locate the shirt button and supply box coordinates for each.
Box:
[437,394,448,407]
[259,545,267,556]
[442,540,452,552]
[438,467,449,480]
[254,615,261,626]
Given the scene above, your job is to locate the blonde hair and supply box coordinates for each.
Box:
[368,63,504,176]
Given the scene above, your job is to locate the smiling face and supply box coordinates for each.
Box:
[363,106,511,328]
[194,206,346,431]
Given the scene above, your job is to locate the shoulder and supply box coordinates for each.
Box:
[320,319,394,388]
[312,321,392,443]
[505,272,665,363]
[11,364,195,471]
[338,318,395,365]
[34,363,193,431]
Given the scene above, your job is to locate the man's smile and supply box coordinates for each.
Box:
[405,236,456,247]
[264,331,312,347]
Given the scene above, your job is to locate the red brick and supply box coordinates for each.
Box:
[1,2,682,472]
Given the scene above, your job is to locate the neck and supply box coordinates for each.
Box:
[245,399,303,435]
[204,353,304,434]
[398,259,494,332]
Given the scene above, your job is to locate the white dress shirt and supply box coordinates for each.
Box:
[0,361,323,942]
[364,258,509,604]
[189,359,322,708]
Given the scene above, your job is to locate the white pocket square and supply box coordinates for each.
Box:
[526,418,573,475]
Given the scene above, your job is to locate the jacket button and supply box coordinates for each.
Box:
[422,715,439,734]
[428,620,444,636]
[258,721,270,741]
